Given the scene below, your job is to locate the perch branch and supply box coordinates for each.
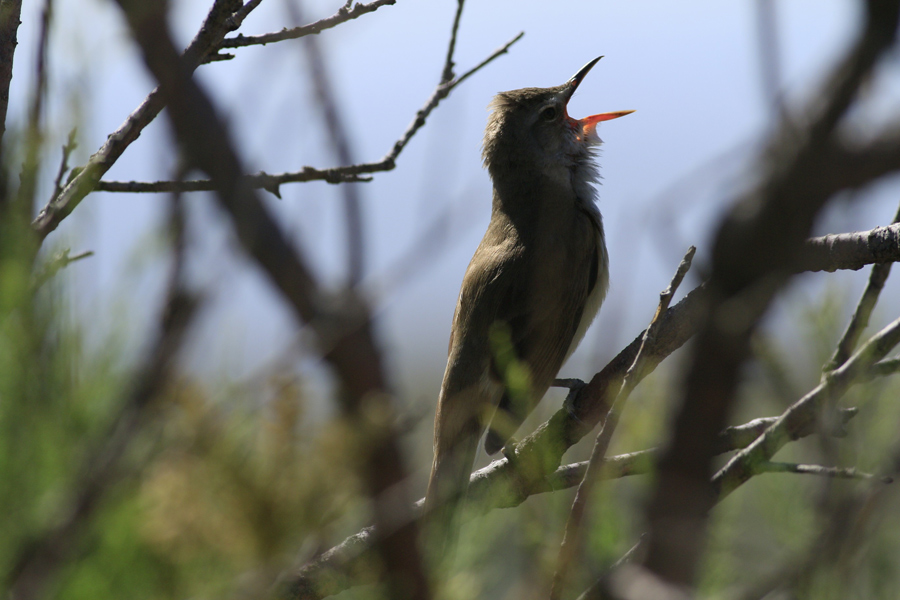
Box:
[549,246,696,600]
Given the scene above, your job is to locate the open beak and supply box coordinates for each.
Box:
[563,56,634,136]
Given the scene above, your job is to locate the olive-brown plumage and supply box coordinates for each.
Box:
[424,58,632,541]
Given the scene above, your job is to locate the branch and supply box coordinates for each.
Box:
[758,461,893,483]
[796,222,900,273]
[217,0,396,50]
[31,0,258,241]
[824,201,900,371]
[550,247,696,600]
[713,314,900,500]
[49,128,78,203]
[93,30,525,194]
[31,248,93,289]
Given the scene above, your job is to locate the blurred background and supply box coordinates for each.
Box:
[6,0,900,598]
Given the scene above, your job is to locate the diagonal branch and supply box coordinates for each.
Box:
[31,0,260,241]
[549,247,696,600]
[824,202,900,370]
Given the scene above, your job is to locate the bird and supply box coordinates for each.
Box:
[424,57,633,545]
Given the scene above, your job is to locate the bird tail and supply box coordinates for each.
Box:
[423,410,483,565]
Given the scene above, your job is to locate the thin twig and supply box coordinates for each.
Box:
[94,30,525,194]
[217,0,396,50]
[549,247,696,600]
[31,248,93,290]
[49,128,77,203]
[759,461,893,483]
[825,201,900,370]
[441,0,464,83]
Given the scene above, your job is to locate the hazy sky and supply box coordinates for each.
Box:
[17,0,900,416]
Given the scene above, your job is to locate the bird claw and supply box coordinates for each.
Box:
[501,439,519,464]
[558,379,588,427]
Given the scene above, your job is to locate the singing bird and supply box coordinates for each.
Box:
[425,57,633,532]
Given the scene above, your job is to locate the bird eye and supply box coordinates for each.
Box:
[540,106,558,121]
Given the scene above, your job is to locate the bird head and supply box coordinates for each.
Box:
[482,57,633,181]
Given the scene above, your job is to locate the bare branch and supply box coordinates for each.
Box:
[441,0,465,83]
[31,0,258,241]
[796,222,900,273]
[95,169,373,193]
[94,30,525,195]
[550,247,696,600]
[31,248,93,289]
[49,128,77,202]
[217,0,397,50]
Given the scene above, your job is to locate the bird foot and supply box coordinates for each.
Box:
[559,379,590,428]
[501,439,519,464]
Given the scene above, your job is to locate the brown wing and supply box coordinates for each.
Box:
[483,211,601,454]
[426,225,525,521]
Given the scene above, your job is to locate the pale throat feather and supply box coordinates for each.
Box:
[565,136,609,363]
